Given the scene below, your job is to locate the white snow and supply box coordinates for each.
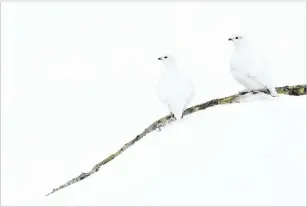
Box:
[1,2,306,206]
[2,94,306,206]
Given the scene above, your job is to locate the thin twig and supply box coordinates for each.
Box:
[46,84,306,196]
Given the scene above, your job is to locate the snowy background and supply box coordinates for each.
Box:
[1,2,306,206]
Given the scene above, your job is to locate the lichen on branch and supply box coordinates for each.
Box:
[46,84,306,196]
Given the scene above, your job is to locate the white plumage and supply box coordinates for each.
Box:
[157,55,195,120]
[228,34,278,97]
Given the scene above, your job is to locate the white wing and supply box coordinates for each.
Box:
[231,51,276,95]
[157,69,195,119]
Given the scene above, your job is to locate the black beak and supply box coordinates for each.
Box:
[228,38,232,41]
[157,57,162,60]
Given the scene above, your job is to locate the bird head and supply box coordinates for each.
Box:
[157,54,178,67]
[157,54,174,61]
[228,34,251,49]
[228,34,244,42]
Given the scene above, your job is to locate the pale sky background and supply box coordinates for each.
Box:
[1,2,306,205]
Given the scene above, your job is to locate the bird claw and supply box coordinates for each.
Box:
[239,89,260,96]
[270,94,279,97]
[238,90,252,95]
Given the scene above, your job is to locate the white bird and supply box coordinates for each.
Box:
[228,34,278,97]
[157,55,195,120]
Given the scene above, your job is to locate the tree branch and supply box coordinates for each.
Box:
[46,84,306,196]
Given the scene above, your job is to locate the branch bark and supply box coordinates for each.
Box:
[46,84,306,196]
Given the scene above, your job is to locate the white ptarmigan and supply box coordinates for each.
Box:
[157,55,195,120]
[228,34,278,97]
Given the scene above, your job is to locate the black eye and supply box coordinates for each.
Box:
[235,37,239,39]
[164,56,168,58]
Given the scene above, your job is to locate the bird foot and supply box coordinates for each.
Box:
[268,90,279,97]
[239,89,259,96]
[239,90,252,95]
[270,94,279,98]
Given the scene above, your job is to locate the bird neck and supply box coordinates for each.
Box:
[163,60,179,70]
[234,40,254,53]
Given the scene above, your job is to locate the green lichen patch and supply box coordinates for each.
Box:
[276,85,306,96]
[299,87,305,94]
[218,95,238,105]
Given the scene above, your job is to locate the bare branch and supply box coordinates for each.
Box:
[46,84,306,196]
